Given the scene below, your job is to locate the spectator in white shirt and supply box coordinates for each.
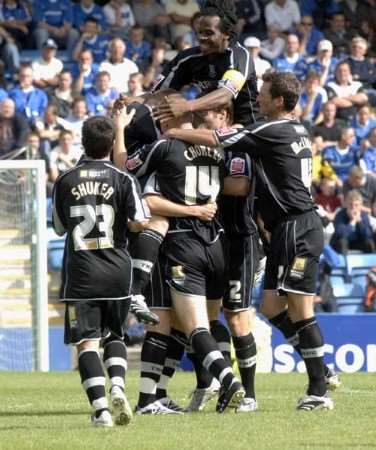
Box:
[243,36,271,91]
[32,39,63,89]
[103,0,135,40]
[49,129,82,182]
[265,0,301,33]
[260,25,285,62]
[57,97,88,154]
[99,37,138,94]
[165,0,199,42]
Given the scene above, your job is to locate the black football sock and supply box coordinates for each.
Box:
[295,317,326,397]
[78,349,108,417]
[103,338,127,392]
[190,328,235,391]
[232,333,257,399]
[156,328,187,399]
[187,346,214,389]
[131,229,164,295]
[269,310,331,377]
[210,320,232,367]
[138,331,169,408]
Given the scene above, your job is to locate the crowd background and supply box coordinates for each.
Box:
[0,0,375,313]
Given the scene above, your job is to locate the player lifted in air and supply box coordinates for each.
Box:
[52,112,150,426]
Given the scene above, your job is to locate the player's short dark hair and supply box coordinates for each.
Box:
[82,116,115,159]
[262,71,301,112]
[201,0,238,40]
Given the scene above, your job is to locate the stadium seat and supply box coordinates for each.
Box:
[346,253,376,277]
[336,298,364,314]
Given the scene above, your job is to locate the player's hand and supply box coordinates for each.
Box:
[113,105,136,129]
[154,96,191,122]
[190,202,217,221]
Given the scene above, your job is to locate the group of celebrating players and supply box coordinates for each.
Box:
[52,0,340,428]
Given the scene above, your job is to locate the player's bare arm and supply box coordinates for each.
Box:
[112,105,136,168]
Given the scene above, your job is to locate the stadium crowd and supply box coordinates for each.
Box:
[0,0,375,303]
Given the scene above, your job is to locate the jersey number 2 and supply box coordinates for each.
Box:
[70,204,114,251]
[184,166,220,205]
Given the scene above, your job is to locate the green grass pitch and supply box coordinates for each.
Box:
[0,372,375,450]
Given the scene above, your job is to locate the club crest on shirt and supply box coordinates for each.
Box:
[216,127,238,137]
[126,155,142,171]
[230,157,245,175]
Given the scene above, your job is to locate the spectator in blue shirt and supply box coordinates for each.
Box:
[272,33,306,79]
[295,15,324,56]
[296,70,328,124]
[360,127,376,175]
[72,49,99,95]
[33,0,79,57]
[85,71,118,116]
[305,39,338,87]
[9,65,48,125]
[72,17,109,64]
[330,190,375,254]
[351,105,376,146]
[72,0,107,32]
[125,25,152,68]
[322,126,360,185]
[0,0,31,48]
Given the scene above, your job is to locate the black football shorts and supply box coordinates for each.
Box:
[222,234,260,311]
[144,253,172,309]
[263,210,324,296]
[162,233,225,300]
[64,299,131,345]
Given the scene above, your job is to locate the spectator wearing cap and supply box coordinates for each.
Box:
[165,0,199,43]
[324,13,354,58]
[9,65,48,125]
[322,126,360,185]
[264,0,300,33]
[125,25,152,68]
[32,39,63,90]
[72,0,107,32]
[260,25,285,61]
[330,190,375,255]
[85,71,118,116]
[351,105,376,146]
[326,61,368,124]
[359,127,376,176]
[0,98,29,157]
[243,37,271,91]
[103,0,135,41]
[295,15,324,56]
[272,33,306,79]
[344,37,376,107]
[313,101,346,150]
[0,0,31,49]
[72,49,99,96]
[72,17,109,65]
[305,39,338,87]
[99,38,138,94]
[33,0,79,58]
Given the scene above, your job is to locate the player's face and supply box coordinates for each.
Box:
[196,16,229,55]
[258,81,276,117]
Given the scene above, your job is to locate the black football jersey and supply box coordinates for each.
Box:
[152,43,259,126]
[219,151,257,236]
[52,159,149,301]
[126,138,225,243]
[214,119,316,232]
[124,103,160,157]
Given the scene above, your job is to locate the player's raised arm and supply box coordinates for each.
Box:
[112,104,136,168]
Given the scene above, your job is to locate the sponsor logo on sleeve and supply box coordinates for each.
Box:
[230,157,245,175]
[216,127,239,137]
[126,155,142,171]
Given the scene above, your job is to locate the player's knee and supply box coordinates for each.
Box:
[206,299,221,322]
[76,339,100,354]
[145,213,169,236]
[225,310,251,336]
[146,309,171,334]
